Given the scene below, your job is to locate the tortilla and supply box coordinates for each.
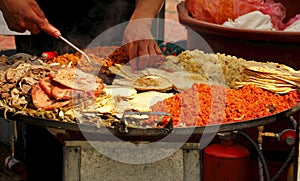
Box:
[133,75,173,92]
[242,61,298,75]
[234,81,293,94]
[246,77,292,86]
[129,91,174,112]
[104,85,137,98]
[109,66,132,79]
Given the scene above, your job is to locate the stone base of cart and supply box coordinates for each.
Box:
[63,141,201,181]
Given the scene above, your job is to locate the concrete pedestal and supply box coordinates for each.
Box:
[63,141,201,181]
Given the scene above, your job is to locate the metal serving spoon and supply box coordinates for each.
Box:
[58,35,97,67]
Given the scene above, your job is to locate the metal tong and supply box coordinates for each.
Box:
[58,35,97,67]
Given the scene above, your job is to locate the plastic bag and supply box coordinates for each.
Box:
[222,10,275,30]
[259,1,286,30]
[285,14,300,27]
[185,0,264,24]
[185,0,286,30]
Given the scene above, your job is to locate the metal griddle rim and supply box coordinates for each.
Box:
[1,102,299,137]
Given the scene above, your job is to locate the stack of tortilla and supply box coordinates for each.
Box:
[235,61,300,94]
[109,50,300,94]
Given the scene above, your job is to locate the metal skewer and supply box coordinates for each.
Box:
[58,35,97,67]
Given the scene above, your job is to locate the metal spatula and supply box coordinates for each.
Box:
[58,35,97,67]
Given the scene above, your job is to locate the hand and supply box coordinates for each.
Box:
[123,19,165,72]
[0,0,60,37]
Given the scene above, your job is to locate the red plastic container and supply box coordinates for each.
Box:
[177,1,300,69]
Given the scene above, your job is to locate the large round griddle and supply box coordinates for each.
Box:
[2,102,299,141]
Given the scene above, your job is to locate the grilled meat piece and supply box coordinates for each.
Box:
[51,85,73,100]
[39,77,55,96]
[31,83,71,110]
[39,77,96,100]
[50,68,104,96]
[40,77,73,100]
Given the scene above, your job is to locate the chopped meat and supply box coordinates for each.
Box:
[28,65,51,80]
[31,83,71,110]
[10,88,28,106]
[19,77,38,86]
[0,83,15,94]
[0,70,5,84]
[19,77,39,95]
[1,92,10,99]
[20,84,32,95]
[5,63,31,83]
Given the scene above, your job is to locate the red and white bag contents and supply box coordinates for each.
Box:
[185,0,300,30]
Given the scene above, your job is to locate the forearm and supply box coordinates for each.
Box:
[0,0,60,37]
[130,0,164,20]
[123,0,165,72]
[0,0,7,11]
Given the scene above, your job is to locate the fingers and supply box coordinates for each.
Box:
[127,42,138,73]
[38,19,61,37]
[29,1,60,37]
[2,14,26,33]
[137,41,150,70]
[29,2,61,37]
[127,39,165,72]
[7,24,26,33]
[30,1,46,19]
[147,40,166,67]
[146,41,158,67]
[25,22,40,34]
[8,1,61,37]
[10,15,52,36]
[23,15,61,37]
